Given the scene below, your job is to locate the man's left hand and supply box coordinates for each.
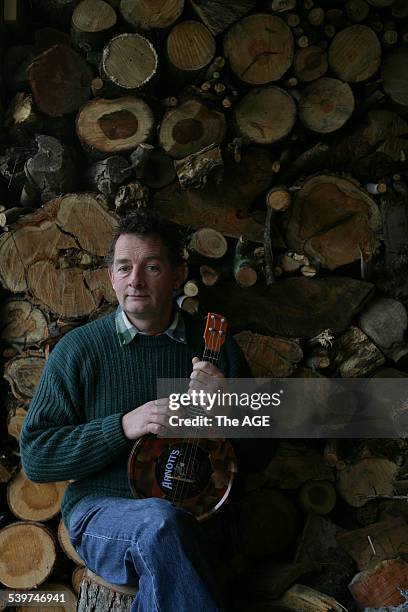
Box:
[189,357,225,396]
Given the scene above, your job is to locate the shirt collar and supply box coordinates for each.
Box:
[115,304,187,347]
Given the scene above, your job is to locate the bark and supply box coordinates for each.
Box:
[0,522,57,589]
[175,144,223,189]
[333,325,386,377]
[84,155,132,198]
[76,97,154,156]
[328,25,382,82]
[234,86,296,145]
[158,99,226,160]
[298,78,355,133]
[72,566,86,595]
[190,0,257,35]
[27,44,93,117]
[77,570,136,612]
[233,236,258,287]
[223,14,294,85]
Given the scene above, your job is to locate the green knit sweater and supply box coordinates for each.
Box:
[20,310,250,526]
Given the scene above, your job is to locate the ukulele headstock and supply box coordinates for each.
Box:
[203,313,228,354]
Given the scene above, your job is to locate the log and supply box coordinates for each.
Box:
[233,86,296,145]
[72,566,86,595]
[273,584,347,611]
[76,97,154,155]
[187,227,228,259]
[4,354,45,403]
[358,297,408,362]
[176,294,199,315]
[264,445,335,490]
[293,45,328,82]
[297,480,337,514]
[15,583,77,612]
[129,143,154,179]
[0,522,57,588]
[333,326,386,377]
[84,156,132,198]
[120,0,184,30]
[392,0,408,18]
[298,78,355,133]
[0,206,35,227]
[285,174,382,270]
[5,93,44,142]
[102,34,158,90]
[25,135,77,203]
[345,0,370,22]
[233,236,258,287]
[158,99,226,160]
[349,558,408,609]
[223,14,294,85]
[200,277,374,338]
[238,489,300,557]
[174,144,223,190]
[27,44,93,117]
[154,147,273,242]
[382,47,408,109]
[183,279,199,297]
[337,516,408,571]
[337,457,398,508]
[58,519,85,566]
[367,0,395,5]
[7,470,67,521]
[189,0,257,35]
[234,332,303,377]
[77,568,137,612]
[143,150,176,189]
[0,445,20,484]
[166,21,216,81]
[199,265,220,286]
[328,25,381,83]
[71,0,117,51]
[7,406,27,442]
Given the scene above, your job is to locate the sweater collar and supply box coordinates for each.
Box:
[115,304,187,347]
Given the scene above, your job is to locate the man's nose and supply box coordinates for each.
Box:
[128,266,145,286]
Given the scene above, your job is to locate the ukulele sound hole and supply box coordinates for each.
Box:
[155,443,212,501]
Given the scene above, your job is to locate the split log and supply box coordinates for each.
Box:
[154,147,274,242]
[58,519,85,566]
[274,584,347,611]
[382,47,408,109]
[15,584,77,612]
[328,25,381,83]
[190,0,256,36]
[359,297,408,362]
[84,156,132,198]
[234,86,296,145]
[0,522,57,588]
[298,78,355,133]
[166,21,216,82]
[114,182,149,213]
[174,144,223,189]
[187,228,228,259]
[27,44,93,117]
[25,135,77,203]
[4,353,45,403]
[71,0,117,51]
[336,457,398,508]
[223,14,294,85]
[76,97,154,155]
[120,0,184,31]
[7,470,67,521]
[234,332,302,377]
[7,406,27,441]
[158,99,226,160]
[102,34,158,90]
[297,480,337,514]
[238,489,300,557]
[337,516,408,571]
[233,236,258,287]
[349,558,408,609]
[333,326,386,377]
[77,569,137,612]
[293,45,328,82]
[201,277,373,338]
[285,174,382,270]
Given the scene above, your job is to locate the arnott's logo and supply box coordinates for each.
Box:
[161,449,180,491]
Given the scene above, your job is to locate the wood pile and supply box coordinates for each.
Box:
[0,0,408,609]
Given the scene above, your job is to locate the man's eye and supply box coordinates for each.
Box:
[118,266,129,272]
[146,264,159,272]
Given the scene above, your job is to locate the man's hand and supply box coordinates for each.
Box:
[189,357,225,396]
[122,398,171,440]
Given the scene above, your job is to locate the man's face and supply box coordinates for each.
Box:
[108,233,187,327]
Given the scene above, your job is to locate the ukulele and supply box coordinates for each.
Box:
[127,313,237,521]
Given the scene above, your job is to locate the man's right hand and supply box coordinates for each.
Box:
[121,398,171,440]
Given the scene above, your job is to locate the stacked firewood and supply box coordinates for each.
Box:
[1,0,408,609]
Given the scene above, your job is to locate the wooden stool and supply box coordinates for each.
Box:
[76,568,138,612]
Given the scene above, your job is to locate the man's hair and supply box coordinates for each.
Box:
[105,210,184,268]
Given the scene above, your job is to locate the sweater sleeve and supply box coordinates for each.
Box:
[20,340,131,484]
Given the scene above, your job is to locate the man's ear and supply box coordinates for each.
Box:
[107,266,115,289]
[174,262,188,291]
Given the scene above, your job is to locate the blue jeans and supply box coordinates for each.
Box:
[68,495,230,612]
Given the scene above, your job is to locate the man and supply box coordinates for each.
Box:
[20,211,251,611]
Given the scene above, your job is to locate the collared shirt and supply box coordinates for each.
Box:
[115,304,187,347]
